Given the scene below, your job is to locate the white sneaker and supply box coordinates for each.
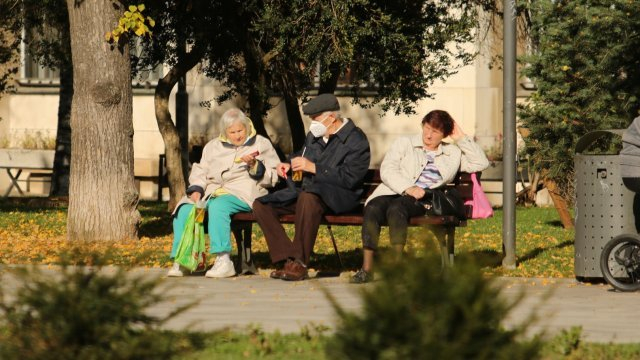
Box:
[205,256,236,278]
[167,262,184,277]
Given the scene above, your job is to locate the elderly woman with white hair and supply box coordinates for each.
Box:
[168,108,280,278]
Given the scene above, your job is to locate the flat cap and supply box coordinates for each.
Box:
[302,94,340,116]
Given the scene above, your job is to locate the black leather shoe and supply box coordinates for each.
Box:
[350,268,373,284]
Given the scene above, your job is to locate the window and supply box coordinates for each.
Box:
[18,30,163,88]
[132,64,163,88]
[19,28,60,85]
[311,62,378,92]
[131,38,163,88]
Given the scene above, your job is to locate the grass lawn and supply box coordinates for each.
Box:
[181,326,640,360]
[0,199,575,277]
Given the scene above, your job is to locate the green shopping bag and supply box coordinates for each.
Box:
[175,205,207,272]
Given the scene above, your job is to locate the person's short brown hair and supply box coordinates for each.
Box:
[421,110,454,137]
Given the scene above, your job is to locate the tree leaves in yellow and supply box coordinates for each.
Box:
[106,4,155,43]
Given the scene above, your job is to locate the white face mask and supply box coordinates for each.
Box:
[309,120,328,138]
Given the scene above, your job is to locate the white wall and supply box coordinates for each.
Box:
[4,93,58,146]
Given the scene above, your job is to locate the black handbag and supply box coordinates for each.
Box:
[420,188,466,219]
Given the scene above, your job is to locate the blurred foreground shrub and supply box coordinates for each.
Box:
[0,258,203,359]
[327,253,542,359]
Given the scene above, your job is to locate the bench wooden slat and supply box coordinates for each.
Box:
[232,212,464,226]
[231,169,474,226]
[231,168,475,273]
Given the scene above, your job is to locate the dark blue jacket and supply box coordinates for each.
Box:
[299,119,371,213]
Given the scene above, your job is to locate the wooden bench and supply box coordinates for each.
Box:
[230,169,475,274]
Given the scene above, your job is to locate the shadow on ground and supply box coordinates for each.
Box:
[139,201,173,237]
[545,220,566,228]
[246,249,364,274]
[463,249,503,268]
[463,239,574,269]
[0,197,68,212]
[518,240,573,263]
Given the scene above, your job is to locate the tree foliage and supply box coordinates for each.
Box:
[255,0,481,114]
[0,260,203,359]
[0,0,70,96]
[519,0,640,191]
[0,1,20,96]
[106,4,155,43]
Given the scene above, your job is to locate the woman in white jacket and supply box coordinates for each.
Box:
[351,110,489,283]
[168,108,280,278]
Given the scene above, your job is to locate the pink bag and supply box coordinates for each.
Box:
[464,173,493,219]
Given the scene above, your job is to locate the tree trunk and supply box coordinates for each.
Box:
[543,178,574,229]
[526,171,541,203]
[242,39,287,159]
[50,58,72,197]
[175,34,189,184]
[154,44,205,210]
[279,61,306,152]
[66,0,140,241]
[243,41,269,138]
[318,62,340,95]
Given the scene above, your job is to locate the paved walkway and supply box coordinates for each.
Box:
[4,267,639,343]
[141,269,640,343]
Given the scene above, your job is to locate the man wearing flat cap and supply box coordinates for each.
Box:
[253,93,371,281]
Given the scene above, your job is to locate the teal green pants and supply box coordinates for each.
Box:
[170,194,251,258]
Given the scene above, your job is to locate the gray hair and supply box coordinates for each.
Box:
[221,108,251,131]
[320,110,342,120]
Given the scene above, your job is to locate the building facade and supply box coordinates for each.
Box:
[1,37,542,205]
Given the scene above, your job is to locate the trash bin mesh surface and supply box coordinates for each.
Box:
[575,155,636,278]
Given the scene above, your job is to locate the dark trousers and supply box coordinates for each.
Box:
[252,191,328,265]
[361,195,426,250]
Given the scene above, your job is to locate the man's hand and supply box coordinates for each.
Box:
[189,191,202,202]
[404,186,425,200]
[291,156,316,174]
[277,162,291,178]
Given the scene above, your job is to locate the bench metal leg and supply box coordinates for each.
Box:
[4,169,24,197]
[326,225,344,269]
[432,225,455,268]
[446,226,455,266]
[231,222,258,275]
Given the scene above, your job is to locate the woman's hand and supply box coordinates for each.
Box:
[240,152,258,167]
[277,162,291,178]
[189,191,202,202]
[404,186,425,200]
[450,120,466,142]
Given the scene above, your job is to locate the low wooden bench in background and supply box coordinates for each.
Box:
[0,149,55,197]
[230,169,476,275]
